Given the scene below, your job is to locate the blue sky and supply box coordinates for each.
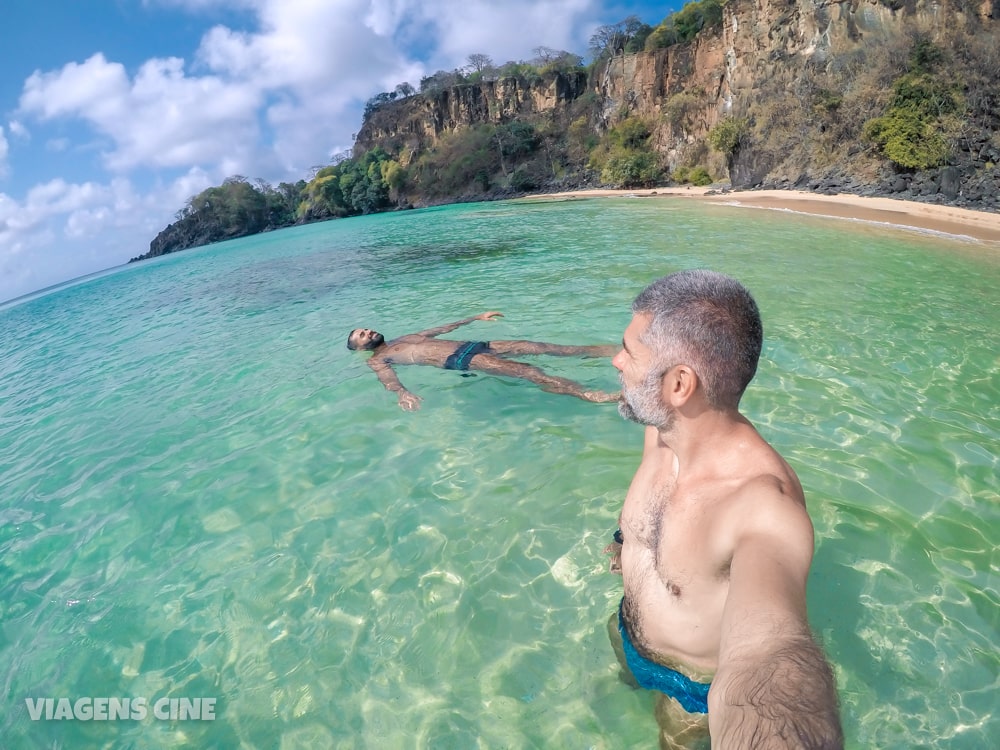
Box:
[1,0,676,303]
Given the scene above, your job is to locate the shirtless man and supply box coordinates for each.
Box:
[347,312,618,410]
[607,270,842,749]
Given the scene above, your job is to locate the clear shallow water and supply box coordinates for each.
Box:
[1,197,997,748]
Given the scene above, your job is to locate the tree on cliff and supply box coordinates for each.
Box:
[465,54,495,79]
[532,47,585,75]
[589,16,652,60]
[862,37,961,170]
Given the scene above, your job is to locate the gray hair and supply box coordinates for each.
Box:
[632,269,762,409]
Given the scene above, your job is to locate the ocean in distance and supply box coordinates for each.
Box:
[1,197,997,749]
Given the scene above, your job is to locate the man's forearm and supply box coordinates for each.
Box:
[370,365,421,410]
[416,311,500,338]
[376,373,407,394]
[709,635,843,749]
[368,361,406,393]
[416,316,480,337]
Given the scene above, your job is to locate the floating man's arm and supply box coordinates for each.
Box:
[414,311,503,338]
[367,358,422,411]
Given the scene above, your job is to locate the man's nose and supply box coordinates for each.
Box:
[611,350,625,371]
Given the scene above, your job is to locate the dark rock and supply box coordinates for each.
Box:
[939,167,962,199]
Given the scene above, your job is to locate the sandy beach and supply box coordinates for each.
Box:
[531,187,1000,245]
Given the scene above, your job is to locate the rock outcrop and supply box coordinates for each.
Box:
[355,70,588,161]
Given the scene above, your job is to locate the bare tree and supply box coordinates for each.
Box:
[532,46,560,63]
[466,53,495,75]
[531,47,583,72]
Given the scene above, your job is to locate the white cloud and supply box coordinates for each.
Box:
[190,0,427,175]
[8,120,29,140]
[19,54,130,121]
[0,172,207,303]
[4,0,617,303]
[18,53,262,174]
[386,0,597,66]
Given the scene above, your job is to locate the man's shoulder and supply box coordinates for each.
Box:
[729,469,814,549]
[705,440,810,537]
[736,427,804,503]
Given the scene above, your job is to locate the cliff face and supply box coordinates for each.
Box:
[355,71,588,160]
[355,0,998,204]
[595,0,989,134]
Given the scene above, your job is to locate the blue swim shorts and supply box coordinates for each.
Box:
[617,599,711,714]
[443,341,490,371]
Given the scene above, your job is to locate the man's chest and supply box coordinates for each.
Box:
[621,474,731,588]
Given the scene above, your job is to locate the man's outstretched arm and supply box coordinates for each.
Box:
[414,311,502,338]
[367,358,422,410]
[709,513,843,748]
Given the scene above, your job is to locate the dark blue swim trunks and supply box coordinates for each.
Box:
[617,599,711,713]
[444,341,490,371]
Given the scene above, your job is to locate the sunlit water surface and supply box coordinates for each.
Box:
[1,197,997,749]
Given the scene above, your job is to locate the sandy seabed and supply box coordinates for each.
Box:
[530,187,1000,245]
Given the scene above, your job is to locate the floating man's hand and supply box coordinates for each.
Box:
[604,528,623,575]
[398,392,422,411]
[476,311,504,321]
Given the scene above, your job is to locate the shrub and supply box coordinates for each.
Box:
[609,117,652,149]
[602,151,661,187]
[708,117,750,157]
[589,116,663,187]
[862,66,961,170]
[673,165,713,185]
[509,167,537,191]
[862,109,951,169]
[646,0,728,50]
[664,91,703,129]
[567,116,599,163]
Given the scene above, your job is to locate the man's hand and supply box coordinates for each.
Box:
[476,311,503,321]
[603,540,623,575]
[398,391,422,411]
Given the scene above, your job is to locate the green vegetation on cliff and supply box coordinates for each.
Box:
[588,117,663,188]
[645,0,727,49]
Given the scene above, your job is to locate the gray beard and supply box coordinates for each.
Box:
[618,373,675,429]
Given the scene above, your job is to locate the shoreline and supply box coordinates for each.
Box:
[528,187,1000,245]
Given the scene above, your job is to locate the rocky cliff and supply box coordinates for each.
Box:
[356,0,999,208]
[355,70,588,162]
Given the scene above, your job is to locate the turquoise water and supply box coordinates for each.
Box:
[1,197,997,748]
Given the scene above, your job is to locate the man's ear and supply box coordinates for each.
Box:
[661,364,699,406]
